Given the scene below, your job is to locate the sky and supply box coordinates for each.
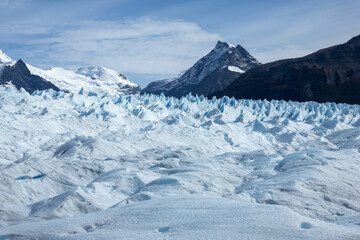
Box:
[0,0,359,87]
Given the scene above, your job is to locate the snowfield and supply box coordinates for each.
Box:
[1,86,360,239]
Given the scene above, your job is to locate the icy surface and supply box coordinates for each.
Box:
[1,87,360,239]
[1,196,359,240]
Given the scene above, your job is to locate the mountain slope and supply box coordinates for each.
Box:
[211,35,360,104]
[142,41,260,98]
[0,59,60,94]
[0,50,12,63]
[0,49,141,95]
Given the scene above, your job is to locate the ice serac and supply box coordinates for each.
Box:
[0,59,60,94]
[211,34,360,104]
[142,41,261,98]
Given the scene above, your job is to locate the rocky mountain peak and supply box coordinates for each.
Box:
[142,40,261,98]
[215,41,235,49]
[13,59,28,71]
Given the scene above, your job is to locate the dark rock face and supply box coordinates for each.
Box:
[119,84,142,95]
[0,59,60,94]
[211,35,360,104]
[142,41,261,98]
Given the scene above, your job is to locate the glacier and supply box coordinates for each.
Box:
[1,86,360,239]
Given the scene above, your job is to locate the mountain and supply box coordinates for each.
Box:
[211,35,360,104]
[142,41,261,98]
[0,59,60,94]
[28,65,141,95]
[0,49,140,95]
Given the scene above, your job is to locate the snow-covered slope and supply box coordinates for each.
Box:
[28,65,141,95]
[1,87,360,238]
[0,50,15,76]
[0,50,12,64]
[142,41,261,98]
[76,66,141,94]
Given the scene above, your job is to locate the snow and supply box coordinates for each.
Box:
[76,66,138,88]
[0,87,360,238]
[1,196,360,240]
[228,65,245,73]
[0,50,16,77]
[0,50,12,63]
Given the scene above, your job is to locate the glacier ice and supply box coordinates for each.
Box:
[0,86,360,238]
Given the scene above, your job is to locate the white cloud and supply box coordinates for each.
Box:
[11,18,221,78]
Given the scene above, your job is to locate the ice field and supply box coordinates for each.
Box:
[1,87,360,239]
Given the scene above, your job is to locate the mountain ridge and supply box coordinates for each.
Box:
[0,50,141,95]
[211,34,360,104]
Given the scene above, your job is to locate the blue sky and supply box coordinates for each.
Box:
[0,0,359,87]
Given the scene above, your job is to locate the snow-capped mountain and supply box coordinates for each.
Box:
[27,65,141,95]
[1,88,360,239]
[0,49,141,95]
[142,41,261,98]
